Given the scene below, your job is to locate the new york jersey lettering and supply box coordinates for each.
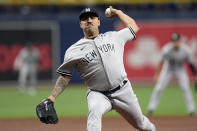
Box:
[97,43,115,53]
[80,50,98,65]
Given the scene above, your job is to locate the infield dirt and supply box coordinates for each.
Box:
[1,116,197,131]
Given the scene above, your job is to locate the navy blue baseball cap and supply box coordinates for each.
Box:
[171,33,180,41]
[79,8,99,21]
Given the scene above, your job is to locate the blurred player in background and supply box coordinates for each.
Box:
[14,42,40,95]
[147,33,196,116]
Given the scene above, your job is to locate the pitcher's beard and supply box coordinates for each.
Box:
[85,28,95,38]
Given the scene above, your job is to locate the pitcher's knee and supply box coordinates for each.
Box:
[89,103,106,116]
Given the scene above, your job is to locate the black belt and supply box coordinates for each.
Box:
[99,80,127,95]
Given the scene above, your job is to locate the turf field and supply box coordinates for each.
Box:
[0,84,197,119]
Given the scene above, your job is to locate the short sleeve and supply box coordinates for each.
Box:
[116,27,136,44]
[57,61,75,76]
[56,51,76,76]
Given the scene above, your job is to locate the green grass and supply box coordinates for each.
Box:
[133,84,197,116]
[0,84,196,119]
[0,85,89,119]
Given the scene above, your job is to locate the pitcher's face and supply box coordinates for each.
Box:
[80,14,100,34]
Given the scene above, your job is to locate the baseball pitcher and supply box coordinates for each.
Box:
[148,33,196,116]
[36,6,156,131]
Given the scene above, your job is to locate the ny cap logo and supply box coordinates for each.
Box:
[85,8,91,12]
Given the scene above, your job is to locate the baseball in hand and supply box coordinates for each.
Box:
[105,8,111,17]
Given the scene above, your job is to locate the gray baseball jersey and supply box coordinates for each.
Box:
[57,27,135,91]
[161,42,194,70]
